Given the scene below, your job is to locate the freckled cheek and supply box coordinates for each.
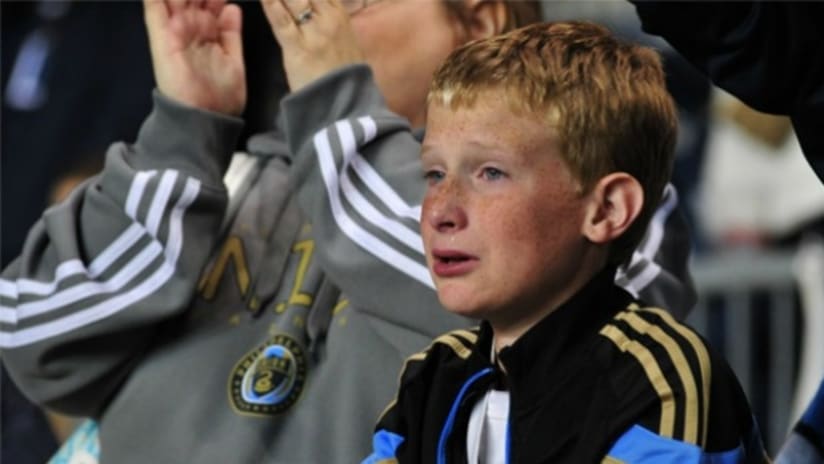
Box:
[528,204,562,236]
[421,189,443,223]
[487,198,576,259]
[478,198,541,243]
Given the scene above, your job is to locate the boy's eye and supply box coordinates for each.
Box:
[423,169,445,184]
[481,167,505,180]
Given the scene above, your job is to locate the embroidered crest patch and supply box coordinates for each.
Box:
[229,334,307,416]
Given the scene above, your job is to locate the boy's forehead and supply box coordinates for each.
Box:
[424,99,559,152]
[427,86,561,122]
[427,89,560,128]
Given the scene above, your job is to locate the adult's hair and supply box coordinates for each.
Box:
[429,21,678,265]
[443,0,544,33]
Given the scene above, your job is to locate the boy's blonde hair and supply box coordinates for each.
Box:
[429,21,677,265]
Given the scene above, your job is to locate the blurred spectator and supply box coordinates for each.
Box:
[698,97,824,250]
[2,0,286,267]
[1,1,287,461]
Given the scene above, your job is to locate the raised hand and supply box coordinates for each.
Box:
[144,0,246,116]
[261,0,365,92]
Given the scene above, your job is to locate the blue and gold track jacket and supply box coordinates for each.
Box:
[365,269,769,464]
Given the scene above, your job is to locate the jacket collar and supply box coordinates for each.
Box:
[476,266,632,395]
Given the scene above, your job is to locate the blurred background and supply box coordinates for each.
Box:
[2,1,822,461]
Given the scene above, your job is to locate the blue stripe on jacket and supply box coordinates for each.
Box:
[362,429,405,463]
[605,424,744,463]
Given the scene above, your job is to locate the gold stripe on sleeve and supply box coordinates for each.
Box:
[602,456,626,464]
[616,310,700,444]
[375,351,428,422]
[631,305,712,446]
[600,324,676,438]
[375,328,479,422]
[449,329,479,345]
[432,334,473,359]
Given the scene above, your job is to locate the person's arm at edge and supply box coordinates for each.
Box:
[630,1,824,172]
[0,91,242,416]
[0,0,247,416]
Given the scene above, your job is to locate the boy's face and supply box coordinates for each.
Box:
[420,97,593,326]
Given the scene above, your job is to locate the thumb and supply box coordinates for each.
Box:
[143,0,170,43]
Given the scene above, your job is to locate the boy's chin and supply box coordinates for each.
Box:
[444,306,485,321]
[437,294,489,321]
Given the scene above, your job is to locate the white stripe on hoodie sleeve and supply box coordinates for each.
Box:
[0,171,201,348]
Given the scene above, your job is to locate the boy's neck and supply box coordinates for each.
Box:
[490,256,606,353]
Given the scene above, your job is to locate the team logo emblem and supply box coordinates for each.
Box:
[229,334,307,415]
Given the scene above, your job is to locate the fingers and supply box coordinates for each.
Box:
[304,0,344,23]
[204,0,224,17]
[261,0,302,43]
[144,0,174,68]
[318,0,341,11]
[167,0,188,15]
[285,0,312,17]
[300,0,354,46]
[219,3,244,59]
[143,0,170,33]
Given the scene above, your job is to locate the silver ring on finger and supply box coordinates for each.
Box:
[295,8,313,25]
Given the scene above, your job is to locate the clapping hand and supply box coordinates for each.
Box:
[261,0,365,92]
[144,0,246,116]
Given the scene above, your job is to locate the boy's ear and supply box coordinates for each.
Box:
[460,0,508,40]
[581,173,644,245]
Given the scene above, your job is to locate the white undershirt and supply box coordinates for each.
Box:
[466,341,510,463]
[466,388,510,463]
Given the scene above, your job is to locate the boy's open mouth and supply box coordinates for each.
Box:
[433,250,472,264]
[431,250,478,277]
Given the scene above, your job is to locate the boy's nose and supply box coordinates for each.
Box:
[424,186,468,234]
